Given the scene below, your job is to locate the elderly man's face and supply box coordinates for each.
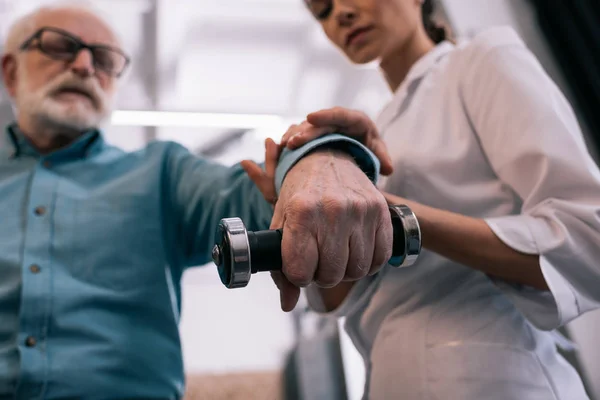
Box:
[5,8,124,133]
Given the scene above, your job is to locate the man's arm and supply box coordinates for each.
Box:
[166,135,392,311]
[243,138,379,313]
[165,143,273,268]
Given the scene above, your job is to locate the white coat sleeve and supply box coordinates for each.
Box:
[460,28,600,330]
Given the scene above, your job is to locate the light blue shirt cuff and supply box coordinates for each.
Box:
[274,133,381,195]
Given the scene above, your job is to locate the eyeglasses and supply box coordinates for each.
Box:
[304,0,333,20]
[19,27,131,78]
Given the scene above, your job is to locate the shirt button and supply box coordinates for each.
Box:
[25,336,37,348]
[30,264,41,274]
[43,160,51,168]
[34,206,46,216]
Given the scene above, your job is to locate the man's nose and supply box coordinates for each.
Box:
[70,49,95,78]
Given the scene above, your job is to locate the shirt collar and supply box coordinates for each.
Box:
[0,122,105,161]
[400,40,455,91]
[377,40,455,132]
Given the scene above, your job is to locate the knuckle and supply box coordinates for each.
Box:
[371,248,388,270]
[285,267,312,286]
[315,268,343,288]
[303,126,317,137]
[332,106,344,119]
[321,195,347,216]
[315,278,337,288]
[284,124,298,137]
[345,264,368,281]
[368,262,385,276]
[315,252,345,287]
[383,229,394,260]
[287,197,316,220]
[350,196,369,216]
[377,231,394,266]
[373,196,389,217]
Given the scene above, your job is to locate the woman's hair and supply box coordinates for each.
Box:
[421,0,447,44]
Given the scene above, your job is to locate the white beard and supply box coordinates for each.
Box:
[14,69,115,135]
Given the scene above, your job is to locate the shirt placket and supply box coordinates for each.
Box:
[15,159,57,399]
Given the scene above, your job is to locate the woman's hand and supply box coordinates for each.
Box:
[281,107,394,176]
[240,138,280,207]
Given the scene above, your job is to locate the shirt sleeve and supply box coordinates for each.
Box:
[459,27,600,330]
[274,133,380,194]
[165,134,381,268]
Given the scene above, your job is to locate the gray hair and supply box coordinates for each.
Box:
[4,1,123,55]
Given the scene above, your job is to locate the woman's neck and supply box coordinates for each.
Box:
[379,30,436,93]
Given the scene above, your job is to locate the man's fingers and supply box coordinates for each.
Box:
[280,204,319,287]
[279,277,301,312]
[270,271,282,290]
[344,226,373,281]
[369,209,394,276]
[282,225,318,287]
[271,272,301,312]
[312,200,350,288]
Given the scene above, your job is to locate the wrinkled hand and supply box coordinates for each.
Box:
[241,138,393,312]
[281,107,394,175]
[241,139,298,309]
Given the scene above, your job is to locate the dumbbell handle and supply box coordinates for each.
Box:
[247,229,283,273]
[212,204,421,288]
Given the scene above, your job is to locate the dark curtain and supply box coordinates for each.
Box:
[528,3,600,397]
[529,0,600,152]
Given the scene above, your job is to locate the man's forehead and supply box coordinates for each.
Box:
[33,7,120,47]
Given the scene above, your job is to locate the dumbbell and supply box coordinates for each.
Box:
[211,205,421,289]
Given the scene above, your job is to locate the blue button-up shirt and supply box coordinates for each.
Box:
[0,123,378,399]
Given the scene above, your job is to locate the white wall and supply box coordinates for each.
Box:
[441,1,600,398]
[179,266,296,374]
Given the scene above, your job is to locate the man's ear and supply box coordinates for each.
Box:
[2,54,18,97]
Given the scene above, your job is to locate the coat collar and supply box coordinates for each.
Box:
[377,40,455,132]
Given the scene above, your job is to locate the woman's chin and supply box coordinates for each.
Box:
[342,41,382,65]
[347,50,380,66]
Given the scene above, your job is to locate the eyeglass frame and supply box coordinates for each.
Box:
[18,26,131,78]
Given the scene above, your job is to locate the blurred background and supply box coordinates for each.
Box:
[0,0,599,399]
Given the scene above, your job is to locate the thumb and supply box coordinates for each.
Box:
[279,276,301,312]
[240,160,275,201]
[240,159,264,182]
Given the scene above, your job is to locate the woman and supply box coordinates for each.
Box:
[243,0,600,398]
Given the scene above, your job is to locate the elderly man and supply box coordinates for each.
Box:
[0,4,394,399]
